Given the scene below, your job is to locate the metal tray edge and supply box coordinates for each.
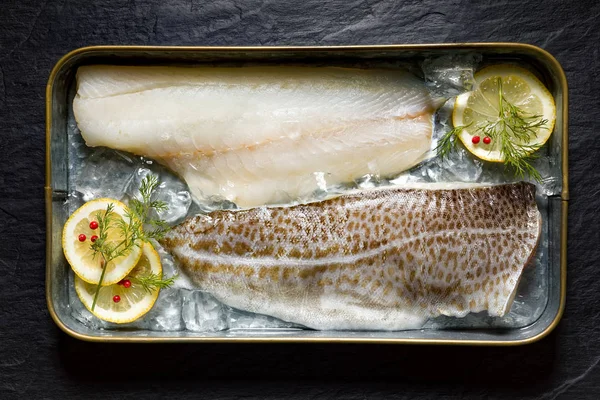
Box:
[45,43,568,345]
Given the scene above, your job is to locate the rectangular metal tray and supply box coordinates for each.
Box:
[46,44,568,344]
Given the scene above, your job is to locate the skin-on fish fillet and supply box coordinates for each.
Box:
[73,65,435,208]
[160,182,541,331]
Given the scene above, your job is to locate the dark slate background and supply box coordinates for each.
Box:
[1,0,599,398]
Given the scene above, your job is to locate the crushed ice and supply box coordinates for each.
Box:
[65,54,559,332]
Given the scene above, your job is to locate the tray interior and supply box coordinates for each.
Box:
[47,45,566,343]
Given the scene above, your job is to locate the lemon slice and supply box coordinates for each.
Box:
[62,198,142,285]
[453,64,556,162]
[75,242,162,323]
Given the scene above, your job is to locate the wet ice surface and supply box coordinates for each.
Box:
[397,98,561,195]
[64,55,559,333]
[421,53,480,98]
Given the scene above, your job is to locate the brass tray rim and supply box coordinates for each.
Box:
[45,43,568,345]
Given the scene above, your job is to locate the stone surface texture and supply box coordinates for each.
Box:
[1,0,599,398]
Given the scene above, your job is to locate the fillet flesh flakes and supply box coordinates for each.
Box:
[73,65,435,208]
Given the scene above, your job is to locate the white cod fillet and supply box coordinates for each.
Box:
[73,65,435,208]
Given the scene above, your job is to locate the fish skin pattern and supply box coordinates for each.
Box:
[161,182,541,331]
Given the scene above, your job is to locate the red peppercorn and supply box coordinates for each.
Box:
[122,279,131,288]
[89,221,99,230]
[113,295,121,303]
[90,235,98,242]
[78,234,86,242]
[471,135,481,144]
[483,136,491,145]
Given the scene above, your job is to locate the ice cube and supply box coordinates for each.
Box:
[74,148,137,202]
[422,53,481,98]
[141,289,184,331]
[126,167,192,224]
[181,290,228,332]
[505,300,534,326]
[532,156,562,196]
[440,147,484,182]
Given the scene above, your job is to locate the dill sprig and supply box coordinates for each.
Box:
[132,273,178,294]
[88,174,174,310]
[129,174,170,241]
[435,124,470,160]
[436,78,549,182]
